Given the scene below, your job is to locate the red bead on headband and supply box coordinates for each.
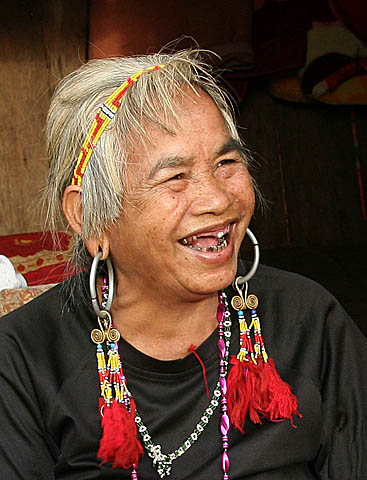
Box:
[71,64,165,186]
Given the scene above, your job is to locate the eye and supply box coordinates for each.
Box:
[217,158,237,168]
[167,173,184,181]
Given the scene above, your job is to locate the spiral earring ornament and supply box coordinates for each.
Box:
[245,294,258,310]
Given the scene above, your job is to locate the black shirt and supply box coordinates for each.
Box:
[0,264,366,479]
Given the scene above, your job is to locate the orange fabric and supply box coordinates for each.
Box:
[0,232,72,285]
[0,284,55,317]
[268,70,367,105]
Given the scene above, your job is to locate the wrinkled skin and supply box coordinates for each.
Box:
[108,88,255,307]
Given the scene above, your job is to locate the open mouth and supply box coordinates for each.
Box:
[179,225,231,253]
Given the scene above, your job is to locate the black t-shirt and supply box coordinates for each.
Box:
[0,264,366,479]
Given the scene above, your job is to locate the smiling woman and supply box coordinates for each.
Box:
[95,87,254,312]
[0,50,365,480]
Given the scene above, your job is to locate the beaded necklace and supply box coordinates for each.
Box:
[94,290,232,479]
[134,291,231,478]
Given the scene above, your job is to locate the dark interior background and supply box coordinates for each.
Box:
[0,0,366,334]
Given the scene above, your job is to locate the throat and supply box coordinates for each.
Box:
[111,294,219,360]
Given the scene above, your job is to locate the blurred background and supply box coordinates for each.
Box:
[0,0,366,333]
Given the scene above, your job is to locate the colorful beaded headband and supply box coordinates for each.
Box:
[71,64,165,186]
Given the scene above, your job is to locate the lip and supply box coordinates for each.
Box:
[178,222,237,264]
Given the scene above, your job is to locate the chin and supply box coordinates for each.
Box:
[185,259,238,297]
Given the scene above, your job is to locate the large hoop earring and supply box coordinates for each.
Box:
[236,227,260,286]
[89,251,114,318]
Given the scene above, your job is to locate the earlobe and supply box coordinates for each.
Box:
[85,237,110,260]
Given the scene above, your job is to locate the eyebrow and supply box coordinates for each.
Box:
[216,138,246,157]
[148,138,244,180]
[148,155,195,180]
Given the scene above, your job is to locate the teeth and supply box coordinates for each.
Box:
[185,238,228,253]
[217,225,230,239]
[181,225,230,251]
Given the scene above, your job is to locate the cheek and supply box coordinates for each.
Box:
[131,189,190,245]
[151,187,190,220]
[230,174,255,213]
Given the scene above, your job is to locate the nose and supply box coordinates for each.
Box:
[190,171,233,216]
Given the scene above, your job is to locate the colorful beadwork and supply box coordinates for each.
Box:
[227,281,301,433]
[233,284,268,366]
[132,292,232,478]
[71,65,164,186]
[218,292,231,480]
[92,271,301,478]
[93,288,233,479]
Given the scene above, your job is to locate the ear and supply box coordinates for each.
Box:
[62,185,110,260]
[62,185,83,236]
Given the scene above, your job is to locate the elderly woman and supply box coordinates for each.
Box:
[0,50,366,480]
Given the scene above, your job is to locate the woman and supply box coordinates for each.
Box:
[0,50,365,479]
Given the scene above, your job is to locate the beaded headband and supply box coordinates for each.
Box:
[71,64,165,186]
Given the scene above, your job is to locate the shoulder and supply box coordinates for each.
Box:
[0,275,95,403]
[0,275,94,358]
[247,262,338,313]
[0,283,63,329]
[238,262,366,352]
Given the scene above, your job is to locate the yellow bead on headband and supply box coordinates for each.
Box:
[71,64,165,186]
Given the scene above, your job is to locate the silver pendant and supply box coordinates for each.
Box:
[148,444,172,478]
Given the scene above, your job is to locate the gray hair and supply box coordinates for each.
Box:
[44,49,253,269]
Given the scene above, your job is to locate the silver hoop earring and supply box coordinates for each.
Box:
[236,227,260,286]
[89,251,114,318]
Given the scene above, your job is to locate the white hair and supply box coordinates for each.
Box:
[44,49,254,269]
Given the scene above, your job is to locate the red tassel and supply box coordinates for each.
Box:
[227,356,252,433]
[262,358,302,424]
[227,356,302,433]
[245,359,268,424]
[98,399,144,469]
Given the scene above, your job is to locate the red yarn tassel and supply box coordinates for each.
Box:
[262,358,302,425]
[227,356,302,432]
[227,357,252,433]
[245,359,268,425]
[228,285,301,433]
[98,399,144,469]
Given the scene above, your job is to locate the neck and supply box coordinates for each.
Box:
[109,283,220,361]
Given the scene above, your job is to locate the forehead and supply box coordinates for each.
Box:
[129,88,232,161]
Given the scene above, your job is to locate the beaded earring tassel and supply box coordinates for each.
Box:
[227,283,301,433]
[96,341,144,470]
[91,277,143,473]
